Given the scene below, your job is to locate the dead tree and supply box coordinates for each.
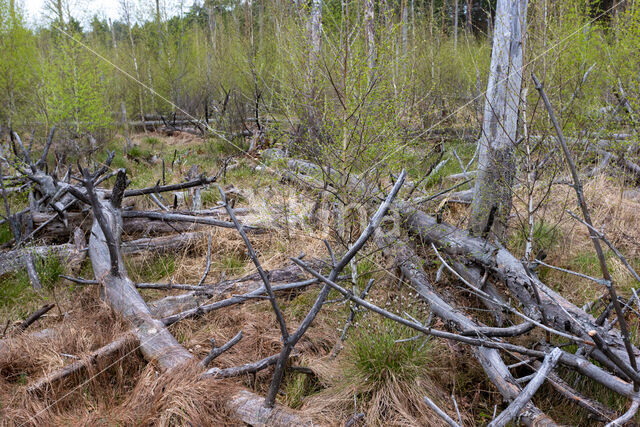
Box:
[469,0,528,240]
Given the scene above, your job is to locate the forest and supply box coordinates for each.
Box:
[1,0,640,425]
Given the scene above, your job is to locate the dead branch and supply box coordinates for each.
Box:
[533,73,638,378]
[422,396,462,427]
[399,205,639,370]
[606,399,640,427]
[263,169,407,408]
[15,304,55,334]
[219,185,289,341]
[201,331,243,367]
[488,348,562,427]
[538,363,619,423]
[27,333,138,394]
[121,210,264,232]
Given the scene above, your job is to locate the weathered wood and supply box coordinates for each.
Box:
[201,331,243,367]
[376,232,554,426]
[27,333,138,394]
[422,396,461,427]
[399,205,639,369]
[226,389,314,426]
[488,348,561,427]
[87,194,193,371]
[470,0,529,240]
[24,254,42,291]
[147,262,320,319]
[537,362,619,423]
[121,210,264,233]
[0,232,205,278]
[15,304,55,333]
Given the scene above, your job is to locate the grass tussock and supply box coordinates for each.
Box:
[301,316,466,426]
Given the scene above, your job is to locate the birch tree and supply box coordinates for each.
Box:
[469,0,528,240]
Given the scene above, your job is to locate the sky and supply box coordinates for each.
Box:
[21,0,123,27]
[19,0,187,28]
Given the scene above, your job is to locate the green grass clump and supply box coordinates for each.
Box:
[511,220,561,257]
[345,317,432,389]
[127,145,152,160]
[214,252,247,275]
[0,223,13,244]
[36,253,64,290]
[125,254,177,283]
[207,138,246,158]
[0,271,35,309]
[282,371,322,409]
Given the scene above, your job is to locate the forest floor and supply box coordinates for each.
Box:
[1,130,640,426]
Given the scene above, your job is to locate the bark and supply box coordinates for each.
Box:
[88,195,193,371]
[364,0,375,82]
[400,205,640,369]
[470,0,528,240]
[375,231,554,426]
[0,232,205,278]
[488,348,561,427]
[227,390,313,426]
[147,262,320,318]
[310,0,322,67]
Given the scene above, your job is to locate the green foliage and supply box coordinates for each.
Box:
[127,145,152,160]
[214,252,247,275]
[511,221,561,256]
[35,253,64,291]
[282,371,322,409]
[0,223,13,245]
[0,270,34,309]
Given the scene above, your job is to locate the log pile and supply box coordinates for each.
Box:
[2,125,640,426]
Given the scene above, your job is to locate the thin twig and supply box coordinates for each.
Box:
[422,396,462,427]
[200,331,243,367]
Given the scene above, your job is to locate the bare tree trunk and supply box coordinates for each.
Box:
[469,0,528,241]
[121,0,146,131]
[452,0,459,50]
[310,0,322,68]
[364,0,375,83]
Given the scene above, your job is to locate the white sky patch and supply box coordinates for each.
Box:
[19,0,186,28]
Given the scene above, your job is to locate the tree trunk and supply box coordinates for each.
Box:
[364,0,375,83]
[469,0,528,241]
[310,0,322,69]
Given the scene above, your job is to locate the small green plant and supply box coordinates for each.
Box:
[345,316,433,389]
[127,145,152,160]
[0,223,13,244]
[214,252,247,275]
[512,220,560,257]
[143,136,162,149]
[36,253,64,290]
[0,271,35,309]
[282,371,322,409]
[125,254,177,283]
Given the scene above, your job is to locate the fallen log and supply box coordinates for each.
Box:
[489,348,562,427]
[0,232,206,277]
[121,210,264,233]
[399,204,640,370]
[375,231,555,426]
[79,172,309,424]
[147,262,321,318]
[27,333,138,394]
